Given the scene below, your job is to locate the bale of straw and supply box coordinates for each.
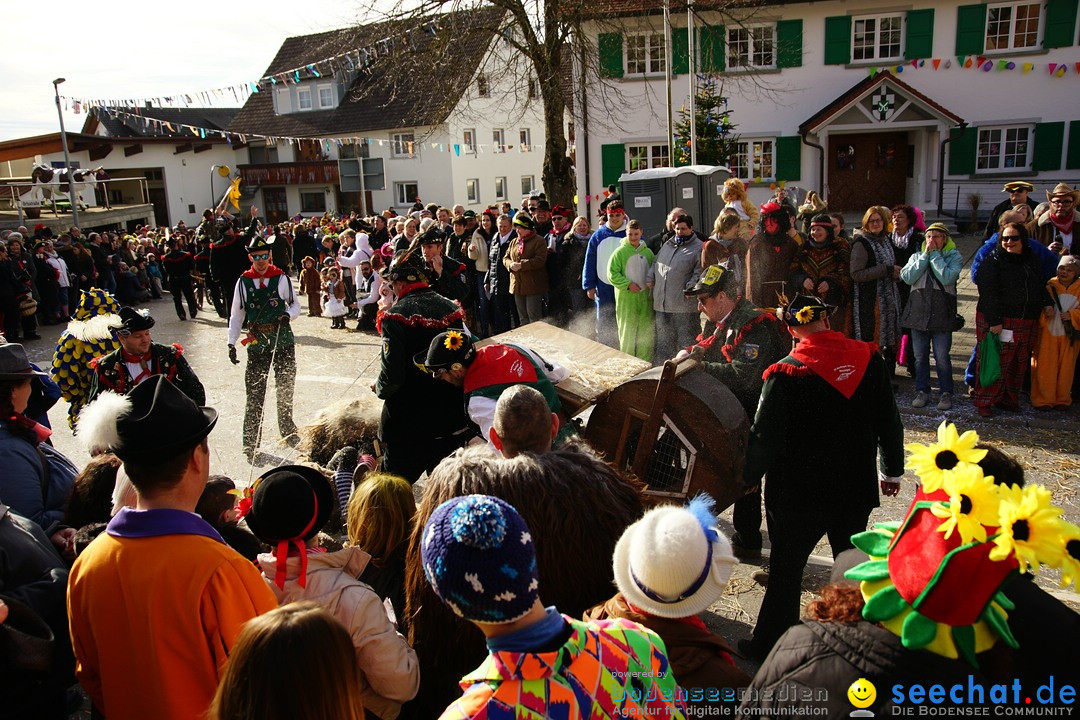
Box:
[298,396,382,467]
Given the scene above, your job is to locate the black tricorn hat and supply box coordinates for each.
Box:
[246,234,276,253]
[418,227,447,245]
[382,249,430,284]
[117,306,155,334]
[414,329,476,373]
[777,293,832,326]
[245,465,334,544]
[685,264,735,298]
[107,376,217,461]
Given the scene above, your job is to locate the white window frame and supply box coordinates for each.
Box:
[492,128,506,154]
[477,73,490,98]
[521,176,535,196]
[985,1,1043,52]
[495,176,507,201]
[391,132,417,159]
[975,124,1033,172]
[519,128,532,152]
[317,84,334,109]
[297,88,313,111]
[467,178,480,204]
[851,13,904,63]
[463,128,477,154]
[395,181,419,206]
[627,144,671,172]
[730,139,775,180]
[625,31,666,75]
[726,24,777,70]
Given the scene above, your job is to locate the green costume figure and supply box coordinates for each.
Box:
[226,235,301,463]
[607,231,655,362]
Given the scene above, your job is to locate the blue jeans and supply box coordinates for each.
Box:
[911,329,954,394]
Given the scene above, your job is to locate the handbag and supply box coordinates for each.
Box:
[0,596,55,673]
[978,332,1002,387]
[926,267,965,331]
[17,294,37,317]
[1049,288,1080,342]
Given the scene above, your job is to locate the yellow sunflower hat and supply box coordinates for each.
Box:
[413,329,476,374]
[846,421,1076,667]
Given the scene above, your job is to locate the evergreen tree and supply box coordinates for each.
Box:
[673,76,740,167]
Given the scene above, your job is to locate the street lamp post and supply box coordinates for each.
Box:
[210,164,231,211]
[52,78,79,228]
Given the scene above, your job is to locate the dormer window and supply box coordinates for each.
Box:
[298,88,313,111]
[318,85,334,108]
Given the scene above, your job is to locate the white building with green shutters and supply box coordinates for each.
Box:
[573,0,1080,222]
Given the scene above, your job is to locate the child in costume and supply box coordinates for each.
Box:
[241,465,419,720]
[607,219,655,361]
[50,289,122,429]
[1031,255,1080,410]
[299,256,321,316]
[323,267,348,329]
[721,177,759,257]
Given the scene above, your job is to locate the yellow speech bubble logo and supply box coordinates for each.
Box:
[847,678,876,709]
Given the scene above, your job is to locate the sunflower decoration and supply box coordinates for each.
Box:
[990,483,1065,574]
[1055,522,1080,589]
[905,421,987,493]
[930,463,1001,544]
[443,330,465,351]
[795,305,815,324]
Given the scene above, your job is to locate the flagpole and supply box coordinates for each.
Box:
[687,0,697,166]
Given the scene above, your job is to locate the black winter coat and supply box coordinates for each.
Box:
[974,243,1049,326]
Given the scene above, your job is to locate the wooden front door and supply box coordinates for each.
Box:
[147,188,170,227]
[263,187,289,225]
[828,132,908,212]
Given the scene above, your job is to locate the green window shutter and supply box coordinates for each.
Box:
[824,16,852,65]
[948,127,977,175]
[777,19,803,68]
[1044,0,1079,49]
[955,4,987,56]
[1067,120,1080,169]
[904,9,935,59]
[601,143,625,186]
[598,33,624,78]
[1033,122,1065,171]
[700,24,726,72]
[775,136,802,181]
[672,27,689,74]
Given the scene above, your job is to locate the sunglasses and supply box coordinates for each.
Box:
[250,252,270,260]
[1001,235,1021,242]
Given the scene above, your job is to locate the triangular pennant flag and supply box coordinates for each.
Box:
[1023,62,1034,73]
[454,143,460,156]
[1075,62,1080,74]
[869,67,878,77]
[1049,63,1058,75]
[932,58,941,70]
[997,60,1008,71]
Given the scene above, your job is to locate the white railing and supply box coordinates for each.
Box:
[0,176,152,225]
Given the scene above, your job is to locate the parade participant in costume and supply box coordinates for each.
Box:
[1031,255,1080,410]
[375,251,472,483]
[415,330,569,446]
[678,265,787,557]
[422,494,687,720]
[588,495,751,712]
[299,256,322,317]
[88,307,204,405]
[161,238,198,321]
[984,181,1039,241]
[210,206,258,319]
[241,464,420,719]
[227,234,301,463]
[608,218,656,361]
[50,288,122,429]
[738,294,904,661]
[68,377,278,720]
[790,214,851,330]
[746,201,800,308]
[193,236,223,317]
[1029,182,1080,254]
[445,215,476,328]
[583,201,628,347]
[419,227,469,302]
[721,178,758,258]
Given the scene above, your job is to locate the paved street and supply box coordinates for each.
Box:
[17,246,1080,678]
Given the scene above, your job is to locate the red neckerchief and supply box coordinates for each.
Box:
[1050,213,1075,235]
[120,349,153,383]
[8,414,52,445]
[395,281,429,299]
[788,329,872,399]
[626,601,708,631]
[241,265,285,280]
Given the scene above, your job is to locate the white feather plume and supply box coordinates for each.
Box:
[76,391,133,454]
[68,313,122,342]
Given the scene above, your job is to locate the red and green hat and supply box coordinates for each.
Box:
[845,422,1078,666]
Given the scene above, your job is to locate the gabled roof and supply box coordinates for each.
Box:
[228,6,507,138]
[799,73,964,135]
[81,107,240,138]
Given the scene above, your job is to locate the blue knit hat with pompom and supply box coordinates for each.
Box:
[421,495,539,624]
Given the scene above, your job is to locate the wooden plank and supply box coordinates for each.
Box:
[483,322,652,414]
